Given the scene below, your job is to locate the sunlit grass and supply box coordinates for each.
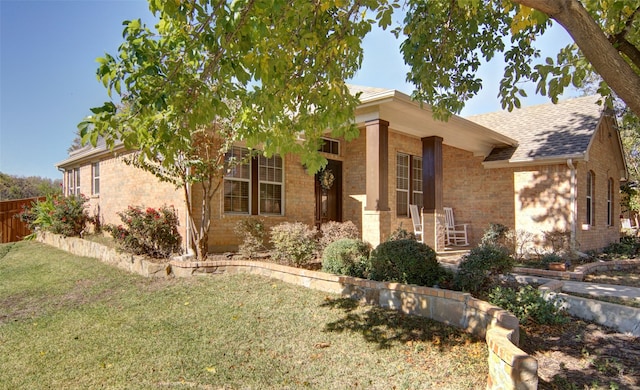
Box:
[0,241,488,389]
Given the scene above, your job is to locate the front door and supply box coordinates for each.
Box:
[315,159,342,227]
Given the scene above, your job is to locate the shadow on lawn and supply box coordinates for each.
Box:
[320,297,477,351]
[520,321,640,389]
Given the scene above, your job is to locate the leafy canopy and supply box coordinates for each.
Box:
[401,0,640,119]
[79,0,397,174]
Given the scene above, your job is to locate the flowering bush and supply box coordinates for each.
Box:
[17,194,89,237]
[105,205,182,259]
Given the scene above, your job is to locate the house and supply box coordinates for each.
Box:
[57,87,627,255]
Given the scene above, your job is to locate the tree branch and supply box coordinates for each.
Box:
[514,0,640,116]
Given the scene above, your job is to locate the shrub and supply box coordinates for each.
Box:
[603,238,639,259]
[17,194,89,238]
[322,238,370,278]
[270,222,318,267]
[318,221,360,254]
[369,239,442,286]
[489,285,568,325]
[235,217,267,259]
[540,252,564,266]
[105,205,182,259]
[454,244,514,296]
[387,225,416,241]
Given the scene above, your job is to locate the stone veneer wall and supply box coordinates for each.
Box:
[36,231,538,390]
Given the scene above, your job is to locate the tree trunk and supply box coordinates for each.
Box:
[515,0,640,116]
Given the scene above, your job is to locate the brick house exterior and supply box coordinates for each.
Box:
[57,87,627,255]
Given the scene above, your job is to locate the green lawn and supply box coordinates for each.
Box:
[0,241,487,389]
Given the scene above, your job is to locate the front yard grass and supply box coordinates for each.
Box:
[0,241,488,389]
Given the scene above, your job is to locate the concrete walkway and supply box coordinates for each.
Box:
[512,274,640,302]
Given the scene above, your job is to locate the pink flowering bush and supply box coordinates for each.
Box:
[105,205,182,258]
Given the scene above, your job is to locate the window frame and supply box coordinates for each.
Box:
[223,147,284,216]
[607,177,614,226]
[586,170,594,226]
[92,162,100,196]
[223,147,251,214]
[396,153,423,217]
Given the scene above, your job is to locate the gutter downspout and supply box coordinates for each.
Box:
[567,159,577,252]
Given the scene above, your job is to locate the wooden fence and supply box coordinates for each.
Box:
[0,197,44,243]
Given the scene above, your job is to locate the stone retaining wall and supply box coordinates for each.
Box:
[36,232,537,390]
[36,231,171,278]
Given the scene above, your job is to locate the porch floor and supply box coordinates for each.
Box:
[436,248,469,269]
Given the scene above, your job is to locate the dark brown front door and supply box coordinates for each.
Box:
[315,159,342,227]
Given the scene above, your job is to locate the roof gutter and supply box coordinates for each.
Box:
[482,153,586,169]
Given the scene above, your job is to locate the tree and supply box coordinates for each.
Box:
[400,0,640,118]
[0,173,62,201]
[79,0,395,260]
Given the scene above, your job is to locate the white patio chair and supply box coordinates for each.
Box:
[409,204,423,243]
[444,207,469,246]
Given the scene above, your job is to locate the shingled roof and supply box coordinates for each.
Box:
[467,95,606,164]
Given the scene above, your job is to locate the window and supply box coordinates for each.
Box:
[66,170,74,196]
[607,178,614,226]
[586,170,594,225]
[224,147,250,213]
[259,154,283,215]
[66,168,80,196]
[319,138,340,155]
[92,162,100,196]
[396,153,422,217]
[223,147,284,215]
[74,168,81,195]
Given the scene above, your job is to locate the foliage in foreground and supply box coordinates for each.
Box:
[322,238,371,278]
[270,222,318,267]
[18,194,90,238]
[369,239,443,287]
[105,205,182,258]
[0,241,488,389]
[489,285,568,325]
[318,220,360,255]
[234,217,268,259]
[454,244,514,296]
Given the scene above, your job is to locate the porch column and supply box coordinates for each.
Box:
[421,136,444,250]
[362,119,391,247]
[365,119,389,211]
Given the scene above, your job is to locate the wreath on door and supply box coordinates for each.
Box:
[319,168,335,190]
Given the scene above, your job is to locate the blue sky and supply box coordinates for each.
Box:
[0,0,575,180]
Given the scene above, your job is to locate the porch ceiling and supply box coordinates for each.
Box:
[354,90,517,157]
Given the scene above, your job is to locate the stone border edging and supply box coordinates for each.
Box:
[36,231,171,278]
[514,259,640,281]
[170,259,537,390]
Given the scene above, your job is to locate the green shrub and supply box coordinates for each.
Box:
[603,238,639,259]
[318,221,360,254]
[387,225,416,241]
[18,194,89,238]
[235,218,267,259]
[322,238,370,278]
[454,244,514,296]
[369,239,442,286]
[540,252,564,266]
[105,205,182,259]
[270,222,318,267]
[489,285,568,325]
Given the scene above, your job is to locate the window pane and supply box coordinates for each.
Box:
[260,183,282,214]
[224,180,249,213]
